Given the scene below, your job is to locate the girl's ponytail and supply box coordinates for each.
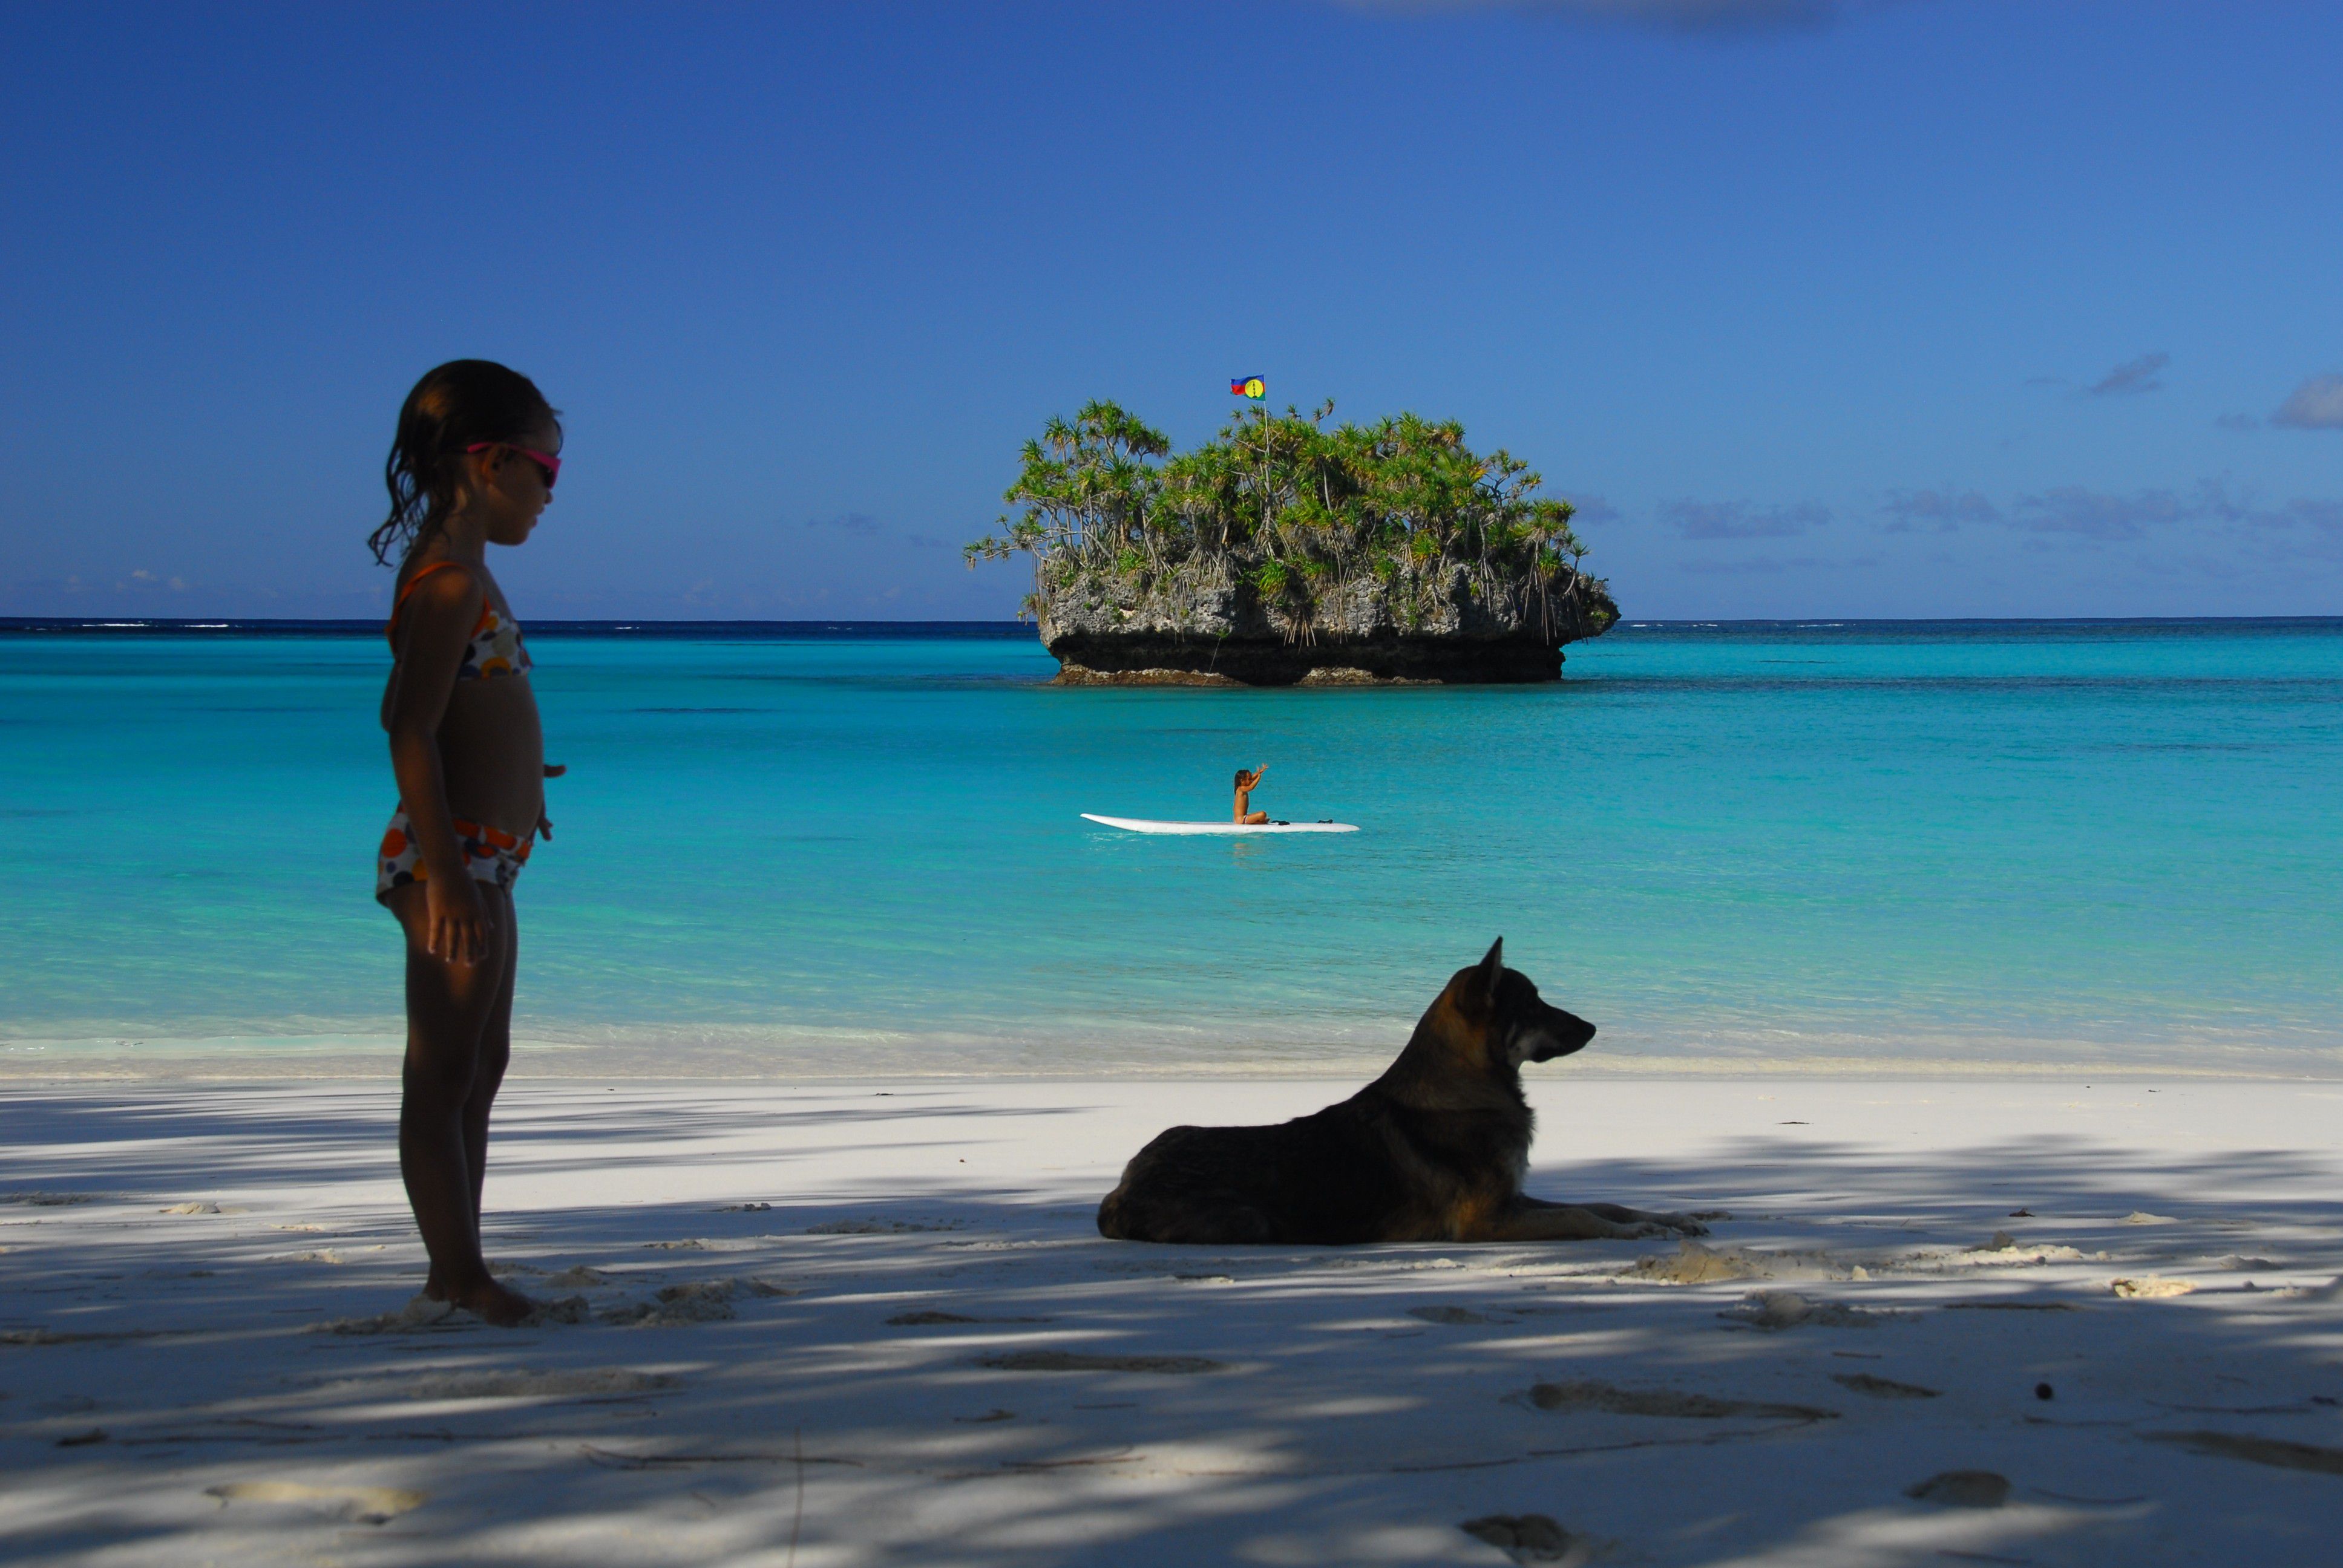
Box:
[372,360,560,566]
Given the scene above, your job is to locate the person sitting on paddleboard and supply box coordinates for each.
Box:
[1233,766,1269,825]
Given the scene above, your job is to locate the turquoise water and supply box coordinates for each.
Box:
[2,621,2339,1074]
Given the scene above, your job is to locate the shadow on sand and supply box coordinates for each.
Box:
[2,1082,2339,1566]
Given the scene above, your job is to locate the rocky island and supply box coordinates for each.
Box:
[966,400,1615,684]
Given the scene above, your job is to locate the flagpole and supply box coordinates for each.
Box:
[1233,377,1270,542]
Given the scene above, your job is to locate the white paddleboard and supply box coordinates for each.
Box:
[1081,814,1358,835]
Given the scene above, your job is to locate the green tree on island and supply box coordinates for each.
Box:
[966,400,1614,646]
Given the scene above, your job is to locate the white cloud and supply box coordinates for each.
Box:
[2086,351,2168,397]
[1880,489,1999,533]
[1679,554,1820,573]
[1996,480,2343,553]
[1663,499,1829,539]
[2007,483,2223,540]
[2272,374,2343,430]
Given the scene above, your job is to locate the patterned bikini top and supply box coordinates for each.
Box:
[387,561,532,680]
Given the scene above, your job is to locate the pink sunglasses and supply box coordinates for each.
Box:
[464,441,561,489]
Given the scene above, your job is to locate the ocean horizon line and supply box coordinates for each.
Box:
[4,614,2341,639]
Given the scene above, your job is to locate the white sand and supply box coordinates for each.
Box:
[3,1075,2341,1565]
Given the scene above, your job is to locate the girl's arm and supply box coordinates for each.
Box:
[384,569,493,965]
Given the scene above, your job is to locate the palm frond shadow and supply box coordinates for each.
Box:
[4,1088,2338,1566]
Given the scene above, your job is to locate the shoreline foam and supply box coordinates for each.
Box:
[5,1029,2339,1083]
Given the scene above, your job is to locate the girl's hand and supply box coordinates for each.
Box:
[424,874,494,967]
[539,763,564,841]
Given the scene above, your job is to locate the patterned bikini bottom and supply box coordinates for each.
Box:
[376,808,532,899]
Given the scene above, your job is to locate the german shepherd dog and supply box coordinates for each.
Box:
[1097,941,1716,1245]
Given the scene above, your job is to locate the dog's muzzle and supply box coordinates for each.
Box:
[1513,1015,1598,1063]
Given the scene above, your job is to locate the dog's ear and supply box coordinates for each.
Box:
[1475,938,1505,1008]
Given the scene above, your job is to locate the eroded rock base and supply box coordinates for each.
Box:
[1047,635,1563,686]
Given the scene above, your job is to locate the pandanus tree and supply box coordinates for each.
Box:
[967,399,1610,642]
[966,401,1172,580]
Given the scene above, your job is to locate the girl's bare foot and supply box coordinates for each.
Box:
[424,1269,445,1302]
[447,1276,537,1326]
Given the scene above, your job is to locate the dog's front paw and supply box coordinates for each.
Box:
[1616,1220,1674,1240]
[1644,1211,1715,1236]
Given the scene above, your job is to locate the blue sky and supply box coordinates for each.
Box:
[2,0,2338,619]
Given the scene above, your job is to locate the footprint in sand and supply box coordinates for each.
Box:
[522,1296,591,1325]
[1905,1471,2010,1508]
[1460,1513,1595,1565]
[5,1328,140,1347]
[208,1481,425,1526]
[1832,1373,1941,1399]
[1942,1299,2077,1312]
[2110,1276,2197,1299]
[1410,1305,1495,1325]
[975,1350,1227,1374]
[601,1276,792,1326]
[316,1292,588,1334]
[8,1192,105,1207]
[315,1298,456,1335]
[1955,1238,2086,1265]
[539,1266,614,1289]
[405,1367,677,1400]
[158,1201,246,1215]
[1725,1290,1904,1330]
[1621,1240,1768,1284]
[2146,1431,2343,1475]
[1520,1379,1836,1422]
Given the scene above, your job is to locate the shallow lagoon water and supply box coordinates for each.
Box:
[2,620,2338,1074]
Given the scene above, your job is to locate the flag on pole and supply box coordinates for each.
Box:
[1230,376,1266,399]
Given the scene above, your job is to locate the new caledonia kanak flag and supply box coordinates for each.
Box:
[1231,376,1266,399]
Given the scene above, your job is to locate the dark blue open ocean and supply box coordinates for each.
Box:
[3,618,2338,1075]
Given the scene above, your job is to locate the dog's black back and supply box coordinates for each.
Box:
[1096,940,1597,1245]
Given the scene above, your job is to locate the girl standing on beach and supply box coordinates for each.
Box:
[370,361,563,1326]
